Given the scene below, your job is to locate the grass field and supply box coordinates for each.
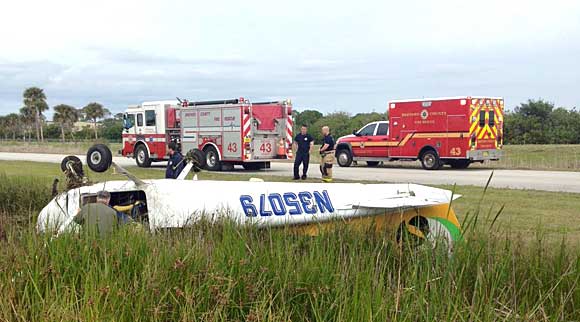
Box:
[0,161,579,321]
[1,141,580,171]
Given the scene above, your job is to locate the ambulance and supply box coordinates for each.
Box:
[120,98,293,170]
[335,97,504,170]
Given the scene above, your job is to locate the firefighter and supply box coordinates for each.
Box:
[292,124,314,180]
[165,142,185,179]
[319,126,335,182]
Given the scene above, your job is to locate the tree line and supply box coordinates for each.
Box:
[0,87,122,142]
[1,88,578,145]
[293,99,580,145]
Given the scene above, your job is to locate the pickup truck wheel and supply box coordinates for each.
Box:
[135,145,151,168]
[366,161,380,167]
[204,146,221,171]
[420,150,441,170]
[336,149,353,167]
[449,160,471,169]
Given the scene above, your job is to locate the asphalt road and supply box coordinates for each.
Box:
[0,152,579,193]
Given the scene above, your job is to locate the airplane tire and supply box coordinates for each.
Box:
[204,146,221,171]
[87,144,113,173]
[336,149,353,167]
[60,155,84,176]
[187,148,206,171]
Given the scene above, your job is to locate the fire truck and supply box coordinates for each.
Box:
[335,96,504,170]
[120,98,293,170]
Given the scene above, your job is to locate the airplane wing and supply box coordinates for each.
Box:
[111,162,147,186]
[349,184,460,210]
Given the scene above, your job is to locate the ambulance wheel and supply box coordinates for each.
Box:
[204,146,221,171]
[448,160,471,169]
[87,144,113,173]
[336,149,353,167]
[420,149,442,170]
[135,145,151,168]
[366,161,380,167]
[60,155,84,176]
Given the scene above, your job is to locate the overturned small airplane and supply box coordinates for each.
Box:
[37,145,462,248]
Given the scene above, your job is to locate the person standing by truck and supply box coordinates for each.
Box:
[319,126,335,182]
[165,142,185,179]
[292,125,314,180]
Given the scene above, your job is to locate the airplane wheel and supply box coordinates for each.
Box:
[187,148,206,172]
[204,146,221,171]
[135,145,151,168]
[87,144,113,173]
[336,149,353,167]
[60,156,84,176]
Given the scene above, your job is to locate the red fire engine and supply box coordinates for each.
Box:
[120,98,293,170]
[335,96,504,170]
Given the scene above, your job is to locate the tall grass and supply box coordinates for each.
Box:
[0,176,578,321]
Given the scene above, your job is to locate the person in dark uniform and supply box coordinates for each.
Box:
[319,126,335,182]
[292,125,314,180]
[165,142,185,179]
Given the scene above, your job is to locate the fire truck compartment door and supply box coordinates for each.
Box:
[252,105,284,131]
[253,137,277,159]
[222,132,242,160]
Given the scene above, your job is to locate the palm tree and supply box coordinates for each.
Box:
[82,102,107,139]
[5,114,19,140]
[53,104,79,142]
[19,107,36,141]
[22,87,49,142]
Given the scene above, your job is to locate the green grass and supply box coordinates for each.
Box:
[0,161,579,321]
[0,160,578,245]
[0,140,122,156]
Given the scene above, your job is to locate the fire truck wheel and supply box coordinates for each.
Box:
[87,144,113,173]
[336,149,353,167]
[60,155,84,176]
[420,149,442,170]
[135,145,152,168]
[204,146,221,171]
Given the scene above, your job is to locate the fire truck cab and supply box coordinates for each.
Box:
[121,98,294,171]
[335,96,504,170]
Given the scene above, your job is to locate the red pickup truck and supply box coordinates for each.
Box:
[335,97,504,170]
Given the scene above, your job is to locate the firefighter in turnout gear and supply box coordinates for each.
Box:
[319,126,335,182]
[165,142,185,179]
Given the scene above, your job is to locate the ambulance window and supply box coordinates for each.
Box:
[376,122,389,136]
[479,111,486,127]
[137,113,143,127]
[488,111,495,126]
[145,110,156,126]
[358,123,377,136]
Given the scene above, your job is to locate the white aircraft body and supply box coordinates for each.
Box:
[37,145,463,247]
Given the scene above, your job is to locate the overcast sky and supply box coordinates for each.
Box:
[1,0,579,117]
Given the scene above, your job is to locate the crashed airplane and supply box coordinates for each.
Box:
[37,145,462,248]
